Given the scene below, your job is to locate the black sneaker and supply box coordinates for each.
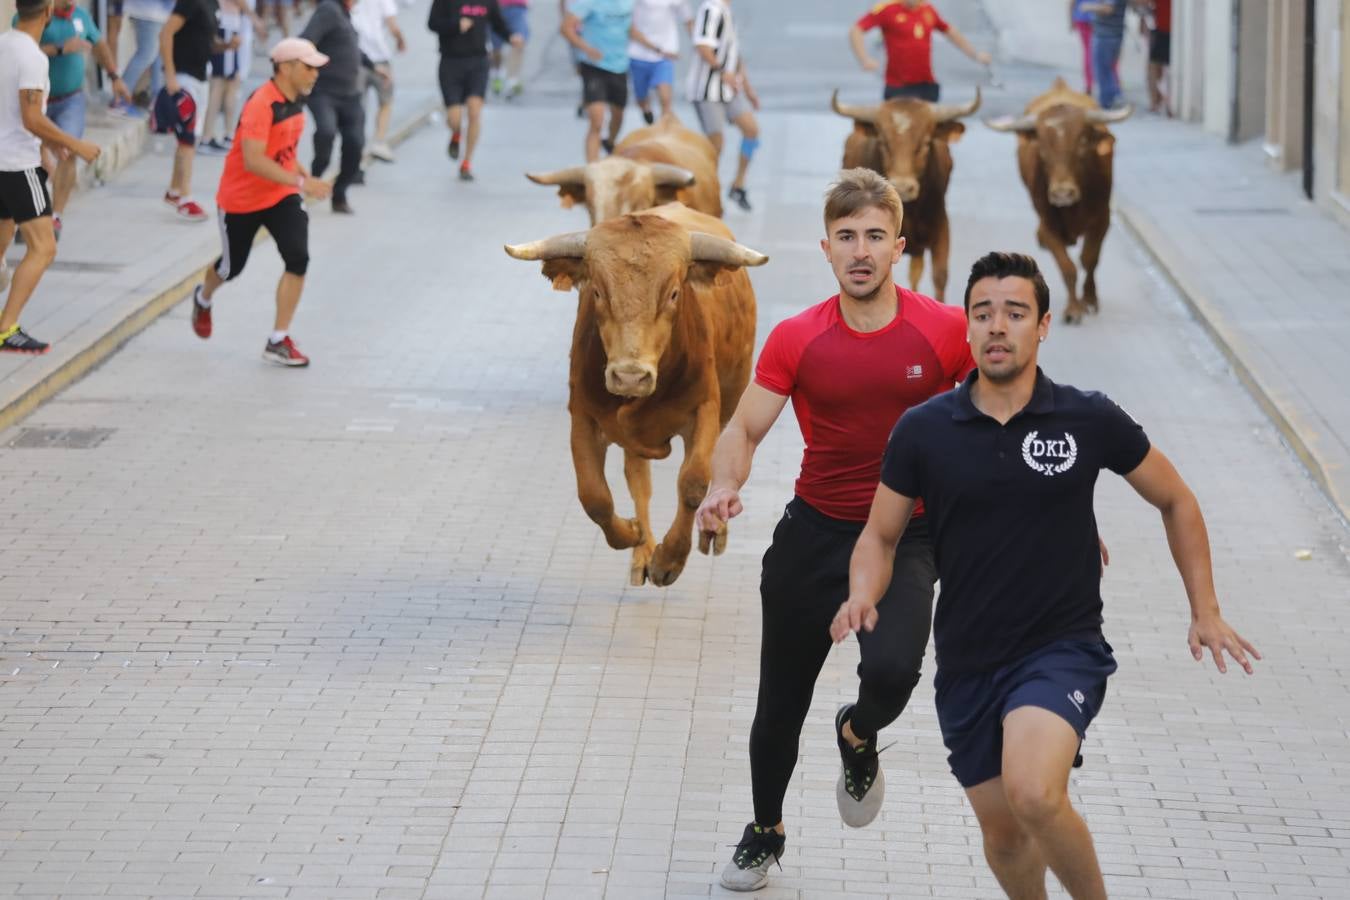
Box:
[835,704,885,828]
[0,325,50,355]
[447,135,461,160]
[729,186,752,212]
[600,138,615,155]
[719,822,784,892]
[641,109,655,125]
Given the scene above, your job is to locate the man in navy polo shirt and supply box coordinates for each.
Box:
[831,251,1259,899]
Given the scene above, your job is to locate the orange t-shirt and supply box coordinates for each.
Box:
[216,80,306,214]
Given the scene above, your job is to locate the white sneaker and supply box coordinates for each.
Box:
[369,141,396,163]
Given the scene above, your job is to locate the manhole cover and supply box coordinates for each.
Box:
[7,427,116,449]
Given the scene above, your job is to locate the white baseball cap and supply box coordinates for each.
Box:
[270,38,329,67]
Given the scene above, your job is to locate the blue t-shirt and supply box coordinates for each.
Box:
[571,0,634,74]
[879,368,1151,674]
[11,7,102,97]
[1071,0,1094,24]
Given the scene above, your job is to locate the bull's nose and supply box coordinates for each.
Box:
[892,179,920,202]
[1048,183,1080,207]
[605,362,658,397]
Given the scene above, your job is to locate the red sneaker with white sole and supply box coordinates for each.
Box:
[176,198,208,221]
[262,336,309,367]
[190,285,212,339]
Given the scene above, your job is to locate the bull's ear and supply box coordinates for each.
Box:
[1094,132,1116,156]
[541,258,584,292]
[557,184,587,209]
[935,121,966,144]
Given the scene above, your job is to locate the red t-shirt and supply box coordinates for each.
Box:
[216,80,306,214]
[1154,0,1171,32]
[755,288,973,522]
[856,2,950,88]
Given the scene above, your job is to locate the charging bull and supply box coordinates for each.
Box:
[526,116,723,224]
[505,203,765,587]
[986,78,1132,322]
[831,87,980,302]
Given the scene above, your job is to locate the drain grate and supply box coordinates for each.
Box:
[1193,207,1290,216]
[7,427,116,449]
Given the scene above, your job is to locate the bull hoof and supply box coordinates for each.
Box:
[648,541,690,587]
[629,542,656,586]
[605,516,645,551]
[1063,307,1086,325]
[697,522,728,556]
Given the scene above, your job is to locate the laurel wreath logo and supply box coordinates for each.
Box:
[1021,431,1078,476]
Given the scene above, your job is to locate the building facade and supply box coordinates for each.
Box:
[1172,0,1350,228]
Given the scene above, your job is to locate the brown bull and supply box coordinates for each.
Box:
[505,203,764,587]
[526,116,723,224]
[831,87,980,302]
[986,78,1132,323]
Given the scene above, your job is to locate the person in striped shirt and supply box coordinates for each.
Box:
[686,0,758,211]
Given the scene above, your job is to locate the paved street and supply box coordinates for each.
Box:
[0,1,1348,898]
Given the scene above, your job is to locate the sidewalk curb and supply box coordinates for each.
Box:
[1116,200,1350,526]
[0,101,441,436]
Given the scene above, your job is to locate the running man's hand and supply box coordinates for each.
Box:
[975,50,992,66]
[72,139,101,164]
[510,34,525,48]
[166,76,181,96]
[859,54,880,73]
[584,45,602,62]
[110,76,133,105]
[830,596,879,643]
[1098,535,1110,575]
[63,36,93,55]
[1188,613,1260,675]
[304,178,333,200]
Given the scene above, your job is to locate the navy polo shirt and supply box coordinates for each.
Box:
[880,368,1150,674]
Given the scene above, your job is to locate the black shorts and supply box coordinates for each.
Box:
[214,193,309,281]
[1149,30,1171,65]
[579,62,627,108]
[884,81,940,102]
[438,55,489,107]
[0,167,52,224]
[934,638,1117,788]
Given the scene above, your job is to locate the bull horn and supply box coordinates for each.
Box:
[647,163,696,188]
[504,231,589,261]
[984,113,1037,133]
[932,86,981,122]
[830,89,878,124]
[1086,104,1134,125]
[525,165,589,186]
[689,232,769,268]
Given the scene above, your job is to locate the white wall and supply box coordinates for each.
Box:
[984,0,1148,93]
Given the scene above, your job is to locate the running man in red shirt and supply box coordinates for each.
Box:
[849,0,991,102]
[190,38,334,367]
[695,167,974,892]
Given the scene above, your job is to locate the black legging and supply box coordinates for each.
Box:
[749,497,936,827]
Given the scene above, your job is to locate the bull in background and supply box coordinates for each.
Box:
[505,203,765,587]
[526,117,723,224]
[986,77,1132,323]
[831,87,981,303]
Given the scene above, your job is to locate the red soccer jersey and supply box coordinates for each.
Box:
[856,1,950,88]
[755,287,974,522]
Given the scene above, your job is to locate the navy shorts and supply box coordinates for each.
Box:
[934,638,1117,788]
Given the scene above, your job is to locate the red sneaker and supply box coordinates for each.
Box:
[176,198,208,222]
[190,285,211,339]
[262,336,309,367]
[164,190,181,208]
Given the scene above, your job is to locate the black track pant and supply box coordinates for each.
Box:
[749,496,936,827]
[307,90,365,203]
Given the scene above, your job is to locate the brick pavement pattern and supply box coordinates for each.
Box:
[1,0,1349,894]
